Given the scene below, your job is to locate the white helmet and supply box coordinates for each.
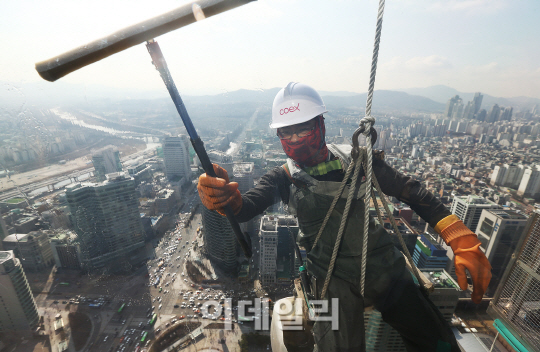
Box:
[270,82,327,129]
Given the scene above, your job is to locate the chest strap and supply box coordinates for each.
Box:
[303,159,343,176]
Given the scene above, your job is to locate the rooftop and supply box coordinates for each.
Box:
[456,195,496,205]
[3,233,30,243]
[0,251,13,263]
[488,209,528,220]
[261,217,277,232]
[233,162,254,175]
[422,270,459,289]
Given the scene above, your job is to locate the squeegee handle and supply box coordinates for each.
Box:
[35,0,255,82]
[146,40,252,258]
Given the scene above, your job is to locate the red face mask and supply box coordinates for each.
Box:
[280,116,328,167]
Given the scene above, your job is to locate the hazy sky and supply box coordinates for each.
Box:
[1,0,539,99]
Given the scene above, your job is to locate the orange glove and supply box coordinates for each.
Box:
[197,164,242,216]
[435,215,492,304]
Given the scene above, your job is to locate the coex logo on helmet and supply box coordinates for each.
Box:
[280,103,300,115]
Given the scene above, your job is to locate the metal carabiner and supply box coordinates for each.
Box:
[351,123,378,160]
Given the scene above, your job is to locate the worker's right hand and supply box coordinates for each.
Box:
[450,235,492,304]
[197,164,242,216]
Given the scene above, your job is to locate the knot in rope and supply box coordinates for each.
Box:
[360,115,375,128]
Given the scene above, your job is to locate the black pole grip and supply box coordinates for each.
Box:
[147,40,252,258]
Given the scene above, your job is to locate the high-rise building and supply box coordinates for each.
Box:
[486,104,501,123]
[444,95,463,118]
[507,164,527,189]
[422,269,461,322]
[490,165,506,186]
[163,135,192,182]
[487,209,540,351]
[66,173,146,271]
[411,145,424,159]
[49,232,81,269]
[260,216,279,286]
[92,146,122,182]
[462,101,475,119]
[475,109,487,122]
[364,269,459,351]
[531,104,540,116]
[201,206,237,272]
[208,150,234,176]
[450,195,502,233]
[276,216,299,283]
[432,124,447,137]
[258,215,299,287]
[126,160,153,186]
[2,231,54,272]
[451,102,464,119]
[233,162,255,194]
[0,251,39,332]
[491,163,526,189]
[233,162,255,232]
[517,165,540,198]
[500,106,513,121]
[472,92,483,115]
[476,209,529,291]
[412,233,450,270]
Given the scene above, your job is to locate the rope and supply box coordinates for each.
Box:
[359,127,372,297]
[312,156,356,249]
[359,0,385,297]
[314,0,387,300]
[365,0,386,118]
[319,153,364,299]
[368,161,424,286]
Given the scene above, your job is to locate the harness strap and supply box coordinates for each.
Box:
[303,159,343,176]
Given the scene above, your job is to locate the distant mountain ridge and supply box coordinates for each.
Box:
[1,81,537,115]
[183,88,444,112]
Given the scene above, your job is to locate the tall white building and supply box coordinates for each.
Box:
[491,164,525,189]
[411,145,424,159]
[517,165,540,198]
[0,251,39,332]
[234,162,255,232]
[163,135,192,182]
[259,216,278,286]
[450,195,502,233]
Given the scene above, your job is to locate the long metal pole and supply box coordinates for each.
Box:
[146,39,252,258]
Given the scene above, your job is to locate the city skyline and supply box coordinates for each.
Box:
[1,0,539,102]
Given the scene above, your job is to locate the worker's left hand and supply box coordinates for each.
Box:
[449,235,492,304]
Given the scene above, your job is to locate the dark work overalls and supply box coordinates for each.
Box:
[285,144,459,352]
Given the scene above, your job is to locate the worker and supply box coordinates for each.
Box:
[198,82,491,351]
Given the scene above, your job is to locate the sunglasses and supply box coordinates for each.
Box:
[277,122,317,140]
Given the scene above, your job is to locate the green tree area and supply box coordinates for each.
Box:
[238,332,271,352]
